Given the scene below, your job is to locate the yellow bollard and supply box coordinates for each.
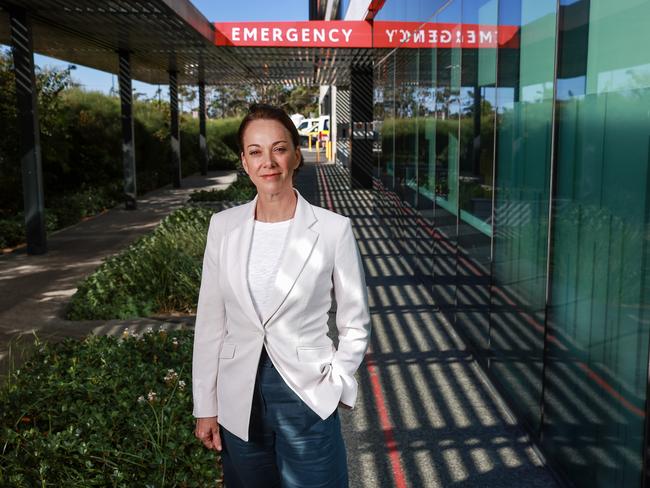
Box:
[327,141,332,161]
[316,139,320,162]
[308,135,312,150]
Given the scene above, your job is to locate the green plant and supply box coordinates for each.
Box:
[0,218,24,249]
[66,206,213,320]
[208,139,239,170]
[0,328,221,486]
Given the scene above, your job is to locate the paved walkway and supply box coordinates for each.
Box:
[306,162,559,488]
[0,170,236,381]
[0,151,559,487]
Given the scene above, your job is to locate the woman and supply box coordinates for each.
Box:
[192,104,371,487]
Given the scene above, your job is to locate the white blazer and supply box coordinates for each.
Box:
[192,187,371,442]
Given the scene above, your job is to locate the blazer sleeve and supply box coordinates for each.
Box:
[192,214,227,418]
[331,217,372,408]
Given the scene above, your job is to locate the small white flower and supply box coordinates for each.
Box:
[164,369,179,383]
[137,395,146,404]
[147,391,157,402]
[172,337,179,346]
[122,328,130,338]
[178,380,186,390]
[145,326,154,335]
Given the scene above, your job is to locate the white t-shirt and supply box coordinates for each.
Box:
[247,217,293,323]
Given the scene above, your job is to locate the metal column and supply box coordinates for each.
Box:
[118,50,137,209]
[335,87,351,168]
[349,66,374,190]
[9,8,46,254]
[169,70,181,188]
[198,81,208,176]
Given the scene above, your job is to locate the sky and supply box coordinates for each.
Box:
[12,0,308,102]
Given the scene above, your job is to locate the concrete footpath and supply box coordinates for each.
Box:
[313,163,560,488]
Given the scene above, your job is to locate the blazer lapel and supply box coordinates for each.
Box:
[263,188,319,326]
[225,194,264,331]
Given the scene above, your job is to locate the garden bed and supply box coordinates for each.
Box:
[66,206,214,320]
[0,328,222,486]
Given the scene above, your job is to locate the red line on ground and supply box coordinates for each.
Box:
[320,167,409,488]
[366,349,409,488]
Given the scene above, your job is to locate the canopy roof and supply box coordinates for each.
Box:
[0,0,373,85]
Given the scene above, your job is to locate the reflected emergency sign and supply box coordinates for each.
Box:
[214,21,519,49]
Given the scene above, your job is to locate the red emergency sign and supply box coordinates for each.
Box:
[214,21,372,48]
[213,21,519,49]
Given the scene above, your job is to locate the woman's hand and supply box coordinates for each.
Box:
[338,401,352,410]
[195,416,222,451]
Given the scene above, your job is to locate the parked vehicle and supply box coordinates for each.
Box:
[298,118,318,145]
[290,113,304,128]
[306,115,330,146]
[297,118,317,135]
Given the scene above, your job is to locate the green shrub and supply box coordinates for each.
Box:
[0,182,122,249]
[0,328,221,486]
[66,207,213,320]
[2,81,242,214]
[208,138,239,170]
[0,219,24,249]
[208,117,242,155]
[47,182,123,229]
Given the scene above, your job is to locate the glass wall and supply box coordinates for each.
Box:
[544,0,650,485]
[372,0,650,486]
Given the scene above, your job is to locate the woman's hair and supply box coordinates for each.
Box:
[237,103,305,177]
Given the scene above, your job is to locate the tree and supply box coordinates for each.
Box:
[178,85,196,113]
[253,84,289,108]
[286,85,318,115]
[207,84,254,118]
[206,84,318,118]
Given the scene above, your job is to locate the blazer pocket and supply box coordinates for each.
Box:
[219,342,237,359]
[297,345,332,363]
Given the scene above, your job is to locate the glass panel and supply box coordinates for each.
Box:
[377,56,395,190]
[432,1,463,309]
[395,49,419,208]
[414,47,436,284]
[490,0,557,432]
[455,0,499,354]
[544,0,650,486]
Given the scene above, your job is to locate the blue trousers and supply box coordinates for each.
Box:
[219,346,349,488]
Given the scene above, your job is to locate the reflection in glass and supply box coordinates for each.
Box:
[544,1,650,486]
[370,0,650,486]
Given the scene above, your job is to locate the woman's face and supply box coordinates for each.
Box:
[240,119,301,196]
